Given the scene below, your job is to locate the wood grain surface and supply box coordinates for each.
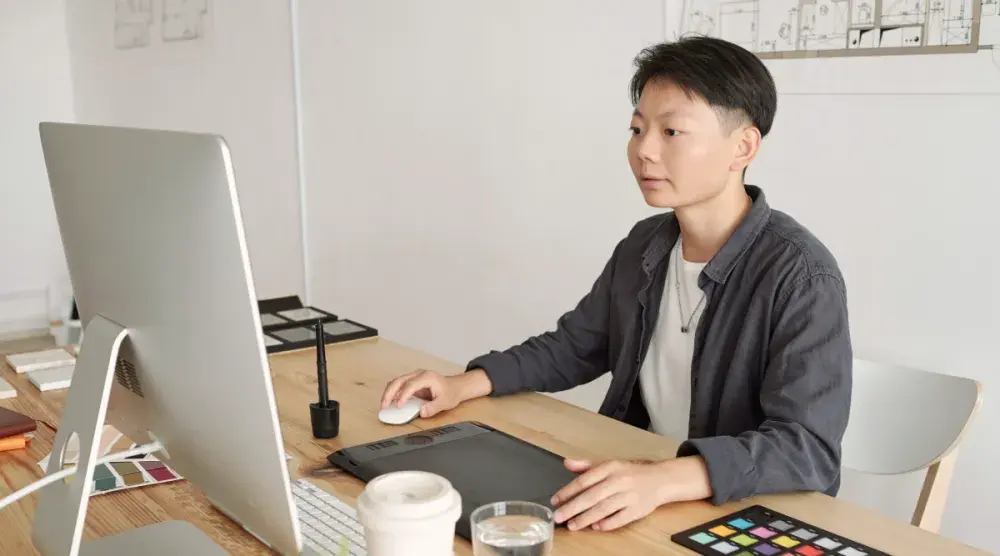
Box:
[0,336,986,555]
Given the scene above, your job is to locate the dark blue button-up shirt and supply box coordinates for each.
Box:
[467,185,852,505]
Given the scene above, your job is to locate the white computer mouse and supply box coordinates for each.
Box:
[378,397,426,425]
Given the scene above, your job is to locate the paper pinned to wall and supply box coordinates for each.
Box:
[114,0,153,50]
[113,0,210,48]
[162,0,209,42]
[665,0,988,58]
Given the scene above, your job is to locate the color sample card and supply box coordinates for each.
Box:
[277,307,335,323]
[261,308,379,354]
[671,505,891,556]
[5,348,75,374]
[0,376,16,399]
[26,365,74,391]
[325,320,366,336]
[37,424,123,471]
[260,313,291,327]
[90,457,182,496]
[272,326,316,343]
[263,334,282,347]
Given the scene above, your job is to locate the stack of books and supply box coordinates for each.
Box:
[0,407,36,453]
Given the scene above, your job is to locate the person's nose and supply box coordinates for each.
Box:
[636,131,661,164]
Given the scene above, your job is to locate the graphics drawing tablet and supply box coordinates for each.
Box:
[327,421,577,540]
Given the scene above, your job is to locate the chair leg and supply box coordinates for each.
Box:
[911,448,958,533]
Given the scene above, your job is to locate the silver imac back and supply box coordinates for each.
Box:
[34,122,301,555]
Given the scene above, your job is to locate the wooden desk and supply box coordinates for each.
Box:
[0,337,986,555]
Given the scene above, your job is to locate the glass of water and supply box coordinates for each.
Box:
[471,500,554,556]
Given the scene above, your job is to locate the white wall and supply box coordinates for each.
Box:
[0,0,77,335]
[63,0,304,300]
[297,0,662,371]
[298,2,997,552]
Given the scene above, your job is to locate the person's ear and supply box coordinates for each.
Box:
[730,125,761,173]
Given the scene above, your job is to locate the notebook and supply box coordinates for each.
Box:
[0,406,37,438]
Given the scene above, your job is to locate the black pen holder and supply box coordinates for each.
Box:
[310,400,340,439]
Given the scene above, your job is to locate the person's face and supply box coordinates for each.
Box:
[627,79,759,209]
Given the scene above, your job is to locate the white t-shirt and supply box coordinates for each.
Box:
[639,238,707,441]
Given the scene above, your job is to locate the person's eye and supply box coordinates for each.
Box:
[665,128,679,137]
[629,126,641,135]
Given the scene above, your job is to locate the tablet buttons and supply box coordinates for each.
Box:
[404,435,433,445]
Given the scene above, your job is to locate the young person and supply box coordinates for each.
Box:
[380,36,852,533]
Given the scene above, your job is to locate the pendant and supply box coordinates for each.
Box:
[681,326,689,333]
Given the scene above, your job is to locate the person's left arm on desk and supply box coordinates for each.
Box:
[674,274,852,505]
[551,273,853,532]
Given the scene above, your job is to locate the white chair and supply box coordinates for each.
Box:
[840,358,982,533]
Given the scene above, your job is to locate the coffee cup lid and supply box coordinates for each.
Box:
[357,471,461,522]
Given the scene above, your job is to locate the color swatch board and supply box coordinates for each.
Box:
[91,457,182,495]
[672,505,890,556]
[255,296,378,354]
[262,318,378,354]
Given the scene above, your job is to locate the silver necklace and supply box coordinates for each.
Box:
[674,243,706,333]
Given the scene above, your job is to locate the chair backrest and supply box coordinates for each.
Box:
[841,358,982,475]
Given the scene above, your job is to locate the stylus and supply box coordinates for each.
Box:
[315,320,329,406]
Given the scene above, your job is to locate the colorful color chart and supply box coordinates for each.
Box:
[671,505,890,556]
[91,457,182,495]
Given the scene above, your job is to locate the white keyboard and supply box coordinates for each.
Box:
[292,478,367,556]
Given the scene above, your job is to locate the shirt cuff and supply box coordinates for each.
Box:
[677,436,757,505]
[466,351,522,397]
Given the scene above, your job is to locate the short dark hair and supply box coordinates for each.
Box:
[629,36,777,137]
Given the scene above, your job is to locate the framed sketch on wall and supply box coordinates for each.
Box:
[664,0,992,59]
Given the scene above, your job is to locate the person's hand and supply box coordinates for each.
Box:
[379,368,492,418]
[550,456,711,532]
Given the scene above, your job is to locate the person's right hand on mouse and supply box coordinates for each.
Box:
[380,368,493,418]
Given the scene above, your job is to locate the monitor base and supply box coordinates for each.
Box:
[79,521,227,556]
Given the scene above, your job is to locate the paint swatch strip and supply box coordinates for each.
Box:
[91,457,182,495]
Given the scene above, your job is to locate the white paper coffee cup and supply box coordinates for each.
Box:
[356,470,462,556]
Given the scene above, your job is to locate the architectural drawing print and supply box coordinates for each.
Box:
[673,0,984,57]
[877,25,925,47]
[718,1,758,50]
[798,0,852,50]
[680,0,722,38]
[924,0,975,46]
[757,0,803,52]
[847,26,881,48]
[850,0,876,26]
[881,0,927,26]
[981,0,1000,44]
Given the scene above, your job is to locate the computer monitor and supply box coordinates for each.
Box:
[33,123,302,555]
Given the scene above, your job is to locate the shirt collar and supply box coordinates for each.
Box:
[641,185,771,285]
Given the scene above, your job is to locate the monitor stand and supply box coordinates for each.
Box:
[30,314,227,556]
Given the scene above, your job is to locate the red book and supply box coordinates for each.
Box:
[0,406,37,439]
